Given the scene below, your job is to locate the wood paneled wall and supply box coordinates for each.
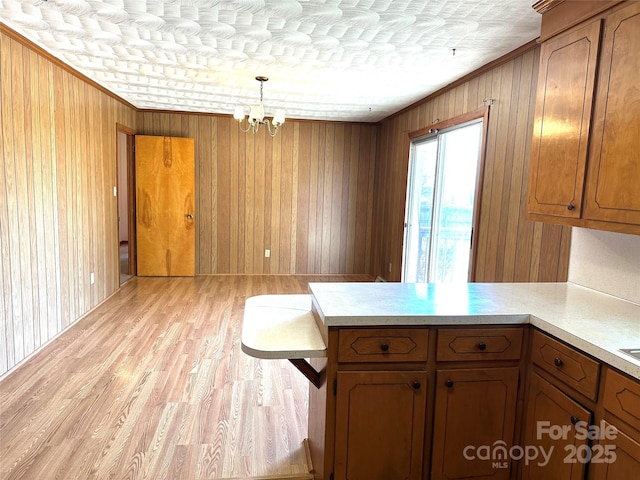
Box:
[371,45,572,282]
[136,113,377,275]
[1,29,136,375]
[0,24,571,378]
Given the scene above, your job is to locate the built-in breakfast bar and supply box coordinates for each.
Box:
[242,282,640,480]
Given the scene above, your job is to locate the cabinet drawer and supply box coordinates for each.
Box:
[531,330,600,400]
[338,328,428,363]
[603,369,640,432]
[436,327,523,362]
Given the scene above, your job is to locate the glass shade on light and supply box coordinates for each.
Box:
[273,109,286,126]
[233,106,245,120]
[249,104,265,123]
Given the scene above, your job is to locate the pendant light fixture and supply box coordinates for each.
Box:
[233,76,285,137]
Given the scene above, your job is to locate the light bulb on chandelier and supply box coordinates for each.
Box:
[234,76,285,137]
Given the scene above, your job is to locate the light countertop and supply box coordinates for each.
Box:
[241,294,324,359]
[308,282,640,379]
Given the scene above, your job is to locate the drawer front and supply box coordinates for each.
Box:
[603,368,640,432]
[531,330,600,400]
[436,327,523,362]
[338,328,428,363]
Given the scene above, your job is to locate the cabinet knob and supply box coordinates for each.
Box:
[553,357,563,367]
[412,381,421,390]
[445,380,454,388]
[567,204,575,211]
[570,415,579,426]
[186,214,194,219]
[380,343,389,352]
[478,342,487,351]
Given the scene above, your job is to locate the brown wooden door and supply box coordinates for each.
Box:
[527,19,601,218]
[430,367,519,480]
[584,2,640,225]
[136,135,195,276]
[591,421,640,480]
[521,373,591,480]
[334,370,427,480]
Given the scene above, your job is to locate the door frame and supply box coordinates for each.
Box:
[402,107,489,282]
[116,123,137,278]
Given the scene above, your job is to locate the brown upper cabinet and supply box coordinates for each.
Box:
[528,18,601,219]
[528,1,640,235]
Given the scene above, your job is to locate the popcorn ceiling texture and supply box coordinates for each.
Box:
[0,0,540,122]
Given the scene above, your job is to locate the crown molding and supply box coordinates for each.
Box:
[533,0,565,14]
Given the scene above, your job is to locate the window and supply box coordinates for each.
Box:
[402,118,485,283]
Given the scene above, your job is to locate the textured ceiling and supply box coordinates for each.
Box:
[0,0,541,122]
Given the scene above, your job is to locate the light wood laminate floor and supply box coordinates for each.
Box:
[0,275,371,479]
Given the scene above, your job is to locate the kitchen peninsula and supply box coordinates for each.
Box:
[242,282,640,480]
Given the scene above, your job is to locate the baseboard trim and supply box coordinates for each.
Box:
[0,287,121,382]
[214,475,313,480]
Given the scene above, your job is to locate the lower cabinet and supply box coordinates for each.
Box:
[310,327,639,480]
[591,368,640,479]
[430,367,520,480]
[590,421,640,479]
[334,370,428,480]
[521,372,592,480]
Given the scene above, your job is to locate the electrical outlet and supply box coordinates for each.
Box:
[90,272,95,285]
[265,249,271,258]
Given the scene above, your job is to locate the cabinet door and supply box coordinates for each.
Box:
[527,19,601,218]
[334,371,427,480]
[430,367,519,480]
[591,421,640,479]
[584,2,640,225]
[521,373,591,480]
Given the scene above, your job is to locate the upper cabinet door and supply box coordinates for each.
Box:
[584,2,640,225]
[527,19,602,218]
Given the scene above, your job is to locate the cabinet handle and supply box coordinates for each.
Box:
[412,381,421,390]
[445,380,454,388]
[478,342,487,351]
[567,204,575,211]
[570,415,579,426]
[553,357,563,367]
[380,343,389,352]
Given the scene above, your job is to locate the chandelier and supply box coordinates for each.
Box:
[233,76,285,137]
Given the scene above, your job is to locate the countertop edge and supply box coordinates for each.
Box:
[528,316,640,379]
[240,342,327,360]
[309,283,640,380]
